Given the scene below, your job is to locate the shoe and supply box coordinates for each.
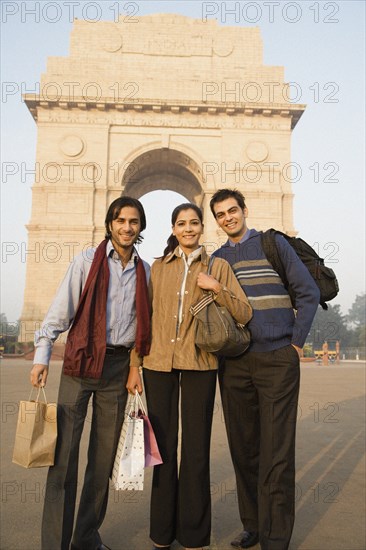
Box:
[231,530,259,548]
[152,546,170,550]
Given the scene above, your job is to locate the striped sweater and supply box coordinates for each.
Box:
[213,230,320,352]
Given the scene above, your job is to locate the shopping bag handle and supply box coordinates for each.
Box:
[135,391,147,415]
[28,386,48,403]
[126,391,147,417]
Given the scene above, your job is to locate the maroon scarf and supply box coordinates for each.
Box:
[63,239,150,379]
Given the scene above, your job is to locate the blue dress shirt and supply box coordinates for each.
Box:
[34,240,150,365]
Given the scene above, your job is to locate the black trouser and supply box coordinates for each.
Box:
[143,368,217,548]
[41,351,130,550]
[219,345,300,550]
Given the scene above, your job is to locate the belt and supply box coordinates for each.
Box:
[105,345,131,355]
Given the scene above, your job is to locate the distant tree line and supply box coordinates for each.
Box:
[1,294,365,358]
[306,293,365,358]
[0,314,26,355]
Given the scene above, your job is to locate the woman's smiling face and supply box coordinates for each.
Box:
[172,208,204,255]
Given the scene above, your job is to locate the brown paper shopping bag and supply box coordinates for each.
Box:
[12,387,57,468]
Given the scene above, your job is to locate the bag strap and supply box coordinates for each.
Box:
[135,391,147,415]
[189,255,217,316]
[126,391,147,417]
[207,255,215,276]
[189,292,215,316]
[28,386,48,403]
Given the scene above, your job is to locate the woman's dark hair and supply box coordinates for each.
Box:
[105,196,146,244]
[209,188,246,217]
[162,203,203,259]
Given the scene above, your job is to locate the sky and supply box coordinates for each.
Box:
[1,0,365,324]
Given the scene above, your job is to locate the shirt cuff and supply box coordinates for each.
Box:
[215,285,235,297]
[33,339,52,365]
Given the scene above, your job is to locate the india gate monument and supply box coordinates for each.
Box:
[20,14,305,340]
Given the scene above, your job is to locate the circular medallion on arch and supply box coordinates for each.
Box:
[245,141,269,162]
[102,27,123,53]
[59,135,85,157]
[212,33,234,57]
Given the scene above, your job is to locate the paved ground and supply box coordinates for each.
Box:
[1,359,365,550]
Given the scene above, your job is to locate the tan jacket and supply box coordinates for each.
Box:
[142,246,252,372]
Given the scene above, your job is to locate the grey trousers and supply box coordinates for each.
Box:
[219,345,300,550]
[41,351,130,550]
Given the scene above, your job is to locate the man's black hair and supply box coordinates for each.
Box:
[209,188,246,217]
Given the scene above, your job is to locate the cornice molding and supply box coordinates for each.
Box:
[23,95,305,129]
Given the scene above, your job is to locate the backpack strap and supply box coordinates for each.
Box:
[261,229,289,291]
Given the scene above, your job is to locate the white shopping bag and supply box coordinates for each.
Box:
[111,394,145,491]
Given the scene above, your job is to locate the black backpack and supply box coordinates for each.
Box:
[261,229,339,310]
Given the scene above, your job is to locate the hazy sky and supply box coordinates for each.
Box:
[1,0,365,323]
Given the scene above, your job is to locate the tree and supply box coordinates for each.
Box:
[0,313,21,353]
[347,293,366,327]
[357,325,366,348]
[306,303,352,350]
[0,313,8,340]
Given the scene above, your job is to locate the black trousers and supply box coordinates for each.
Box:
[219,345,300,550]
[143,368,217,548]
[41,351,130,550]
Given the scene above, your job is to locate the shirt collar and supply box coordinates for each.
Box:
[228,228,253,247]
[178,246,202,262]
[107,240,138,263]
[165,245,209,265]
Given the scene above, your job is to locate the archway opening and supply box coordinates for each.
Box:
[122,148,203,203]
[137,190,189,263]
[121,148,205,263]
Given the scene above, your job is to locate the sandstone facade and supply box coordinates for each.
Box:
[20,14,305,340]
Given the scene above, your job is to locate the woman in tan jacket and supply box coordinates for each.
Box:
[127,203,252,550]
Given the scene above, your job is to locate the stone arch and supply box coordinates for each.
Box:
[121,147,204,205]
[20,14,305,340]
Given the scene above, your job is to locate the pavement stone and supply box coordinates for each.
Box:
[1,359,365,550]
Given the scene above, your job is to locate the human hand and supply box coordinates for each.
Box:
[126,367,143,395]
[30,364,49,387]
[197,272,222,293]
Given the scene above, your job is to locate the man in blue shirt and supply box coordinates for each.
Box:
[210,189,319,550]
[30,196,150,550]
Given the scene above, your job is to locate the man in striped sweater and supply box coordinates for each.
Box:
[210,189,319,550]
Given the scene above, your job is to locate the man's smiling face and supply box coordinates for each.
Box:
[212,197,248,243]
